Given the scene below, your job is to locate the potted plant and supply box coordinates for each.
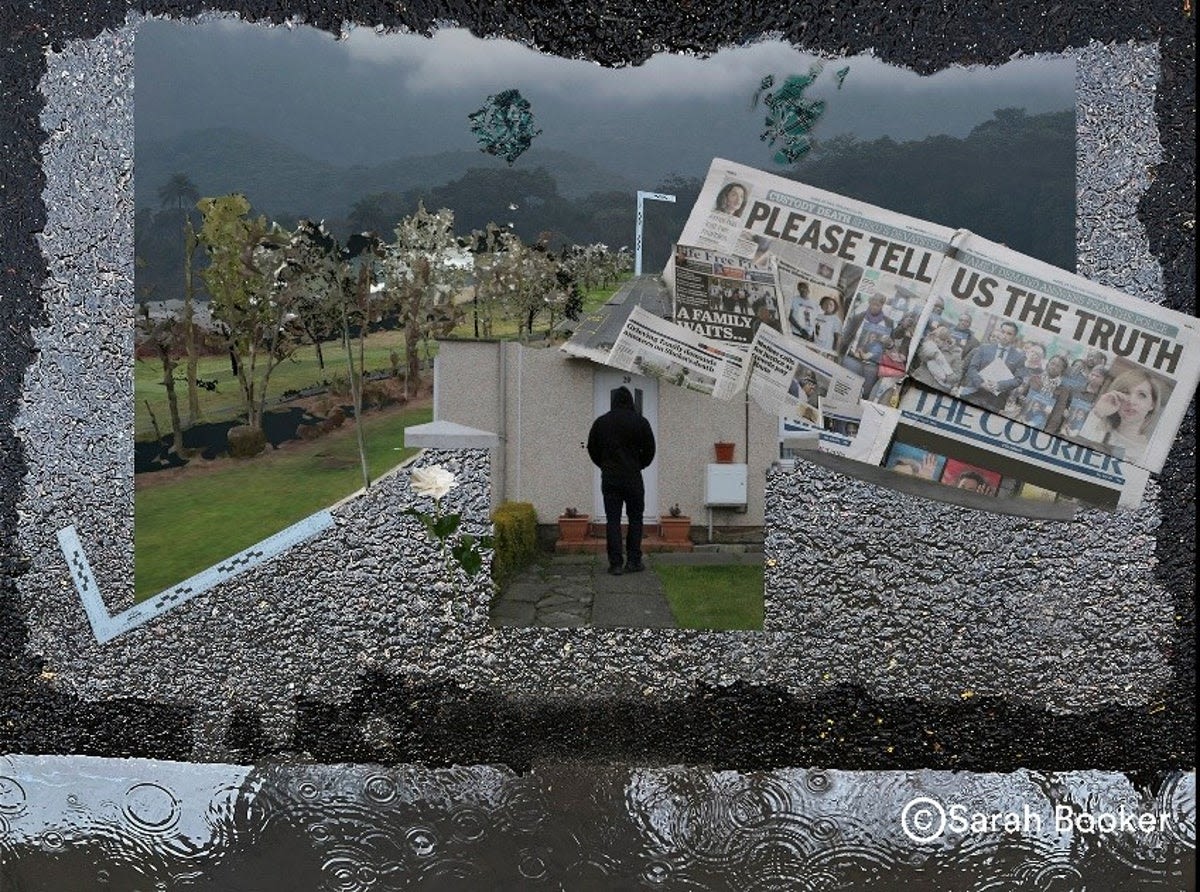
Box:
[557,506,591,543]
[660,503,692,544]
[714,441,735,463]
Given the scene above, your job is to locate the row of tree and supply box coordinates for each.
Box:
[137,108,1074,307]
[137,190,630,488]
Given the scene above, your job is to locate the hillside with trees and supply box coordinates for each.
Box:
[135,108,1075,305]
[792,108,1076,271]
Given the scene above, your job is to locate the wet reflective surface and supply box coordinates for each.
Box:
[0,757,1192,889]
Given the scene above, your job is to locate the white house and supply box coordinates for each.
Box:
[415,276,781,539]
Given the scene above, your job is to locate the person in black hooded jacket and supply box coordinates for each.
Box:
[586,385,656,575]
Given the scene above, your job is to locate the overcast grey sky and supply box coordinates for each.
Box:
[135,17,1074,186]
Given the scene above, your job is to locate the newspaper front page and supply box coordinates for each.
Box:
[667,158,958,401]
[851,383,1152,510]
[909,232,1200,474]
[650,158,1198,512]
[605,305,748,400]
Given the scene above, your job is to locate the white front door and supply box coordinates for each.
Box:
[592,370,659,522]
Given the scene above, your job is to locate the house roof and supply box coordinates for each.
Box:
[560,275,671,364]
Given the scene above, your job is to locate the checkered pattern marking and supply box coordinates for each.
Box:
[56,511,334,644]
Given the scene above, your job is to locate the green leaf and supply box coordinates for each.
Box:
[459,548,483,576]
[403,508,438,539]
[433,513,461,539]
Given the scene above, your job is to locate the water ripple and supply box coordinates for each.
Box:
[0,758,1191,888]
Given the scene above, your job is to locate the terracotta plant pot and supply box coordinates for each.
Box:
[659,516,692,544]
[557,514,591,543]
[714,441,735,463]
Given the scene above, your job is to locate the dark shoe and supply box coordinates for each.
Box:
[607,564,624,576]
[624,562,645,573]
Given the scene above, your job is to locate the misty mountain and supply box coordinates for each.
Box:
[135,109,1075,305]
[135,127,638,222]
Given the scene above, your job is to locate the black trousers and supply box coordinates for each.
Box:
[601,476,645,568]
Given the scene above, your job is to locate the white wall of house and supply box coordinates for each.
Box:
[435,338,776,527]
[657,383,776,528]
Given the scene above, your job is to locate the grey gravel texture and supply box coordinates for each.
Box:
[765,464,1170,713]
[15,25,1183,759]
[1076,41,1164,297]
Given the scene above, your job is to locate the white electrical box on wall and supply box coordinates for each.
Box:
[705,463,748,506]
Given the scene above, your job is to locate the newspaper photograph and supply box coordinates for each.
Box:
[873,383,1152,510]
[606,305,748,400]
[836,267,925,406]
[780,398,887,462]
[744,322,864,423]
[773,243,850,352]
[672,244,782,345]
[909,231,1200,474]
[668,157,957,396]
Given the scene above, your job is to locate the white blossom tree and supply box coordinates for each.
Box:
[379,203,468,389]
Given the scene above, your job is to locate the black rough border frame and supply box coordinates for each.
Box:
[0,1,1194,772]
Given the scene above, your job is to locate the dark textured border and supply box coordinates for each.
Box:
[1,2,1194,769]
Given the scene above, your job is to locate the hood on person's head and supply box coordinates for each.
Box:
[611,386,635,410]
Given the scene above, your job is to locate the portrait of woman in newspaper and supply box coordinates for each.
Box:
[1076,368,1163,462]
[714,181,748,217]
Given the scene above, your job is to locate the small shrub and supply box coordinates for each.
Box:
[491,501,538,584]
[327,375,352,398]
[296,423,323,441]
[227,424,267,458]
[362,382,393,409]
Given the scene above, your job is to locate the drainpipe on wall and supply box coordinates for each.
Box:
[496,341,507,506]
[739,390,750,515]
[744,390,750,471]
[515,342,523,501]
[432,355,440,420]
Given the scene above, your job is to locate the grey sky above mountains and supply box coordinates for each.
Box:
[136,18,1074,193]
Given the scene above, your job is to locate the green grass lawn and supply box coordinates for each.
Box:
[134,404,432,600]
[448,273,631,340]
[580,274,632,314]
[137,275,629,438]
[655,563,764,631]
[135,329,421,438]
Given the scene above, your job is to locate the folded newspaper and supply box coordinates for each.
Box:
[580,158,1197,513]
[910,231,1199,474]
[580,304,749,401]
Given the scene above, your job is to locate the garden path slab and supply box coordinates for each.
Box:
[491,554,677,629]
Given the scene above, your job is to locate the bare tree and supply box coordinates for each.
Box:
[136,304,185,456]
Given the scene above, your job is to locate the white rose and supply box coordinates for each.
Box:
[411,465,457,500]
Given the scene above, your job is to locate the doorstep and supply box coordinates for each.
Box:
[555,526,694,554]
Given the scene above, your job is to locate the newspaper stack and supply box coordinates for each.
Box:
[573,158,1200,513]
